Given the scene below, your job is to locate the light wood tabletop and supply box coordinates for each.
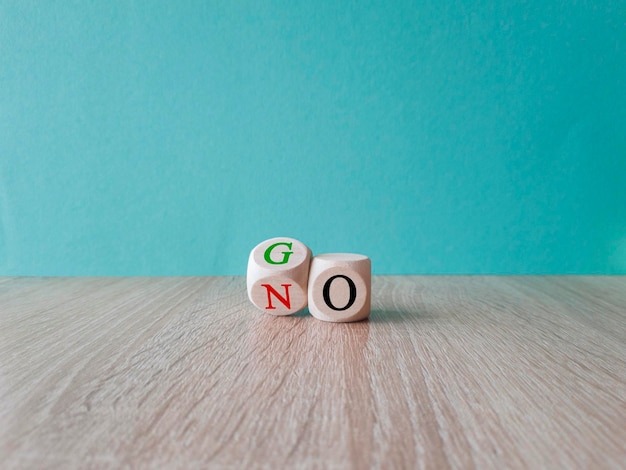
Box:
[1,276,625,469]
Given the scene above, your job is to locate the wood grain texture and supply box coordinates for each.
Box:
[1,276,625,469]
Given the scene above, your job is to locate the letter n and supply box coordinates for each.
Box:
[260,284,291,310]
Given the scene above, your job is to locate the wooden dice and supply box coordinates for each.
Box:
[308,253,371,322]
[247,238,371,321]
[247,237,311,315]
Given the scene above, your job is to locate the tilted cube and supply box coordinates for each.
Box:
[247,237,312,315]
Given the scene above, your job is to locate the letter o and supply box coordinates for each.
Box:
[322,275,357,311]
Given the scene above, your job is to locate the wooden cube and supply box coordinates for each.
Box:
[247,237,312,315]
[308,253,371,322]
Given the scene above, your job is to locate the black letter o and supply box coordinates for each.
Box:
[322,275,357,311]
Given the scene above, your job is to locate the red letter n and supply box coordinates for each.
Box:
[260,284,291,310]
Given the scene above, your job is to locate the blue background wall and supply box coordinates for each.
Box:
[1,1,625,275]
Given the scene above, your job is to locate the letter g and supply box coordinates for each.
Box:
[263,242,294,265]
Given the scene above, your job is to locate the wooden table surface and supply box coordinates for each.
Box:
[1,276,625,469]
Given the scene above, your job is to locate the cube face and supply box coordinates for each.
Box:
[248,276,308,316]
[246,237,311,315]
[308,254,371,323]
[249,238,310,272]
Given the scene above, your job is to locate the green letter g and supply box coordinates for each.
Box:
[264,242,294,265]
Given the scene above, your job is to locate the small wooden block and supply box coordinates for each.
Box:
[247,237,312,315]
[308,253,371,323]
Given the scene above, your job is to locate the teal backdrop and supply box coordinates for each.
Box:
[1,1,625,275]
